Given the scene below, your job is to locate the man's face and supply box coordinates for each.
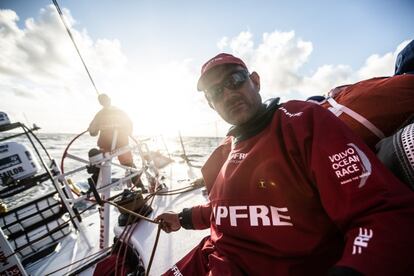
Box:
[203,65,262,126]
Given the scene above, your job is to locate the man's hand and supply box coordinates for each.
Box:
[155,211,181,233]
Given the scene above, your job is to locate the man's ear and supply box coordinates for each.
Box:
[250,72,260,92]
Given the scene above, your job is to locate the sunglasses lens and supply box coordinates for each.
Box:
[205,70,249,102]
[225,72,247,90]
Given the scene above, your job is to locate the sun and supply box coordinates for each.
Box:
[112,66,205,137]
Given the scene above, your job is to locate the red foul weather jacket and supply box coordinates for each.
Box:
[164,100,414,276]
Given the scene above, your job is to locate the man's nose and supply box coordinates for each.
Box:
[221,86,237,100]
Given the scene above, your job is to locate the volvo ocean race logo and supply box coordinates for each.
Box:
[328,143,371,188]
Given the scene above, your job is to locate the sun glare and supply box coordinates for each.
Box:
[114,63,207,137]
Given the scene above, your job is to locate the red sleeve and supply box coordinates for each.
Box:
[191,203,212,230]
[287,102,414,275]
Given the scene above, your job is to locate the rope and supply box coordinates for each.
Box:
[146,224,162,276]
[104,200,155,223]
[109,192,157,276]
[43,128,202,274]
[44,246,112,275]
[112,188,165,274]
[110,187,178,274]
[7,182,201,274]
[108,181,203,275]
[52,0,100,96]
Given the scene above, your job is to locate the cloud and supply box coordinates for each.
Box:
[12,87,37,98]
[217,37,228,50]
[0,5,215,135]
[217,30,405,100]
[0,5,135,133]
[217,30,313,99]
[1,7,70,81]
[0,5,128,97]
[0,9,21,36]
[357,40,412,79]
[0,5,409,136]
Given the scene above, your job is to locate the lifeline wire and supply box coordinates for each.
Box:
[52,0,100,96]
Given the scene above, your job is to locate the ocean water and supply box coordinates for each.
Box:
[0,131,222,209]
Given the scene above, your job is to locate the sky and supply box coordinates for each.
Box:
[1,0,413,137]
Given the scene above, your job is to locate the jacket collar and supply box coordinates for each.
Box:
[227,98,281,143]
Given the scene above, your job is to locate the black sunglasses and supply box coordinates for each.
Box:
[204,70,250,102]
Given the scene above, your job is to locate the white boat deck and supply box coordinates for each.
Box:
[24,162,210,276]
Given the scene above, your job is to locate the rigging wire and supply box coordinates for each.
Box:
[44,246,113,276]
[178,130,191,166]
[110,182,204,275]
[52,0,100,96]
[40,2,208,274]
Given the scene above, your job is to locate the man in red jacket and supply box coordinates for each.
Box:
[155,53,414,276]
